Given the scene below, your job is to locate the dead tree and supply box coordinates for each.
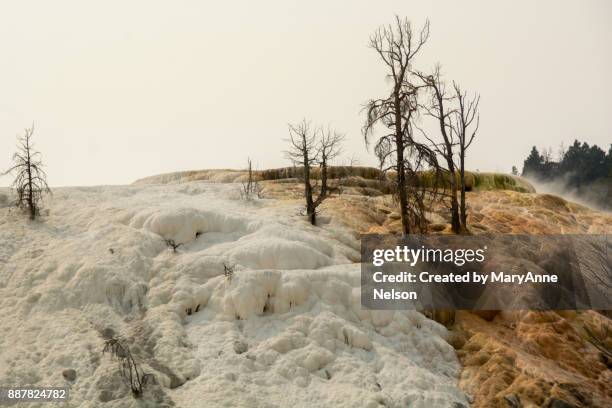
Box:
[416,66,461,233]
[240,157,263,200]
[451,81,479,231]
[103,337,154,398]
[285,120,318,224]
[363,16,434,235]
[315,126,344,203]
[2,125,50,220]
[285,120,343,225]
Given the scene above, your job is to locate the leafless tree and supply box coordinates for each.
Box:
[541,146,554,164]
[363,16,437,235]
[285,120,343,225]
[2,125,50,220]
[415,66,461,233]
[346,154,361,168]
[451,81,479,230]
[334,154,361,194]
[285,120,318,224]
[317,125,345,199]
[240,157,264,200]
[557,142,566,162]
[103,337,154,398]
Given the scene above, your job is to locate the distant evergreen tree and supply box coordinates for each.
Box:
[511,165,518,176]
[520,139,611,209]
[559,140,607,187]
[522,146,543,176]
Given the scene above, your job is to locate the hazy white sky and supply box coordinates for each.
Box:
[1,0,610,186]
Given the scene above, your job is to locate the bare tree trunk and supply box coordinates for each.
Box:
[25,137,35,220]
[447,160,460,233]
[417,68,461,233]
[459,146,467,230]
[451,81,480,233]
[437,97,460,234]
[319,158,328,198]
[396,153,410,235]
[314,156,328,205]
[303,147,316,225]
[395,96,410,235]
[247,158,253,186]
[438,105,460,234]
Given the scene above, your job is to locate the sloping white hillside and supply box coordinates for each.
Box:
[0,182,468,407]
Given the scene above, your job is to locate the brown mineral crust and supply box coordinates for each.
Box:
[135,169,612,407]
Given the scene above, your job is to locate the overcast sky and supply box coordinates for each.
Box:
[1,0,610,186]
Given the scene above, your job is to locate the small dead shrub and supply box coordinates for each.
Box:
[103,337,154,398]
[164,239,182,253]
[223,263,235,282]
